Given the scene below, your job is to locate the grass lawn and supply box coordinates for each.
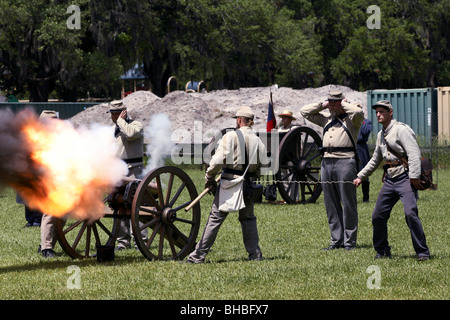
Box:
[0,168,448,302]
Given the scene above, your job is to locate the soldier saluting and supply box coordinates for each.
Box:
[301,90,364,251]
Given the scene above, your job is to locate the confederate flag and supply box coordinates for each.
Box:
[266,92,276,132]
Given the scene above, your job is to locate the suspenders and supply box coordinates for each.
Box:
[320,113,358,161]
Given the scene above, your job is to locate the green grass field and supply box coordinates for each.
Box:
[0,168,448,301]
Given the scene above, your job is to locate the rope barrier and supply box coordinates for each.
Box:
[257,179,355,185]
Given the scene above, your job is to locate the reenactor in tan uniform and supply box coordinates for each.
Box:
[301,91,364,251]
[186,106,267,263]
[277,109,298,132]
[109,100,148,249]
[109,100,144,178]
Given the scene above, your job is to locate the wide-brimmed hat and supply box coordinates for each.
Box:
[372,100,393,112]
[233,106,254,119]
[40,110,58,119]
[327,90,345,101]
[278,110,296,120]
[109,100,126,112]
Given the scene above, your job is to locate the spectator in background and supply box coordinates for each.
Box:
[277,109,298,132]
[356,117,373,202]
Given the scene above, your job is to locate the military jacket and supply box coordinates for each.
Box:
[206,126,267,180]
[300,101,364,158]
[114,117,144,166]
[357,120,421,180]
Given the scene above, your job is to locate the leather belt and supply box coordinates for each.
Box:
[124,157,143,164]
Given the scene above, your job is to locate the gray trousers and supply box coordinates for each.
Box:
[372,172,430,257]
[116,165,148,248]
[321,158,359,248]
[187,190,263,263]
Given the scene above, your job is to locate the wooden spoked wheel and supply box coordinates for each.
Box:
[275,126,323,204]
[131,166,201,261]
[55,208,120,259]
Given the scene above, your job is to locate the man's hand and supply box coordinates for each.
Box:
[353,177,362,187]
[120,110,127,120]
[410,178,423,190]
[205,177,218,195]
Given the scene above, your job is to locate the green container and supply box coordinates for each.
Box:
[367,88,438,146]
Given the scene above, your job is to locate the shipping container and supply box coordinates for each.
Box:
[437,87,450,144]
[367,88,438,146]
[0,102,99,120]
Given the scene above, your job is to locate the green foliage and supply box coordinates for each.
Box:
[0,0,448,100]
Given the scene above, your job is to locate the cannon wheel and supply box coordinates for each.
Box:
[131,166,201,261]
[55,208,120,259]
[275,126,322,204]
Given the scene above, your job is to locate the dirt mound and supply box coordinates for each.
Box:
[69,84,367,143]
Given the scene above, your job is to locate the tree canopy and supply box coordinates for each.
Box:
[0,0,448,101]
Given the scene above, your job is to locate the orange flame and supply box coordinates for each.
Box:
[15,111,128,221]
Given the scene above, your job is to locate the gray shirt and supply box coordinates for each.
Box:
[357,120,421,180]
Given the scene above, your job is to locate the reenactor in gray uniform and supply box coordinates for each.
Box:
[353,100,430,261]
[301,91,364,251]
[186,106,266,263]
[109,100,148,249]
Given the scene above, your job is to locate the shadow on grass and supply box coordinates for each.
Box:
[211,255,288,264]
[0,254,148,274]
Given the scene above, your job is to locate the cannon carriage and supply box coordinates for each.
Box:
[56,166,201,261]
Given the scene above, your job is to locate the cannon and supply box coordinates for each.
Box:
[205,125,323,204]
[55,166,201,261]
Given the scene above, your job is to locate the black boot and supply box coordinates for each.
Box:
[362,181,370,202]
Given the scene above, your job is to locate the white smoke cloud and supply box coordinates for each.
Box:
[143,113,174,176]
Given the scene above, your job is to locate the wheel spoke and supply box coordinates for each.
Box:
[164,173,175,206]
[158,225,165,259]
[71,222,87,251]
[144,188,162,211]
[173,217,194,225]
[63,220,83,235]
[84,226,91,257]
[139,206,160,215]
[92,223,101,245]
[171,200,192,212]
[95,219,113,238]
[168,182,186,207]
[166,225,178,258]
[140,216,158,231]
[155,175,165,206]
[146,221,161,249]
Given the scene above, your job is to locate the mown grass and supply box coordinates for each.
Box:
[0,168,448,301]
